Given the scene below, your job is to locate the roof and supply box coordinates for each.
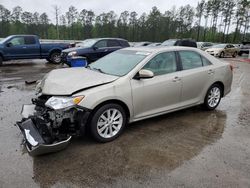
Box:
[124,46,200,53]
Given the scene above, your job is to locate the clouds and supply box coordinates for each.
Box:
[1,0,199,22]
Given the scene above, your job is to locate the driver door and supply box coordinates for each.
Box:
[4,36,27,59]
[130,51,182,119]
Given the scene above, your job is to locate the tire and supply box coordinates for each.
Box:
[203,84,222,110]
[0,56,3,66]
[219,51,225,58]
[49,51,61,64]
[90,103,127,142]
[232,52,237,58]
[238,52,242,56]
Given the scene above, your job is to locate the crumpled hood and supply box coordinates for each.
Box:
[41,68,118,95]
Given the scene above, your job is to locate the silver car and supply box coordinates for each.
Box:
[17,46,233,155]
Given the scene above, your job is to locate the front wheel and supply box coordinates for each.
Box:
[90,104,127,142]
[203,84,222,110]
[49,51,62,64]
[219,51,225,58]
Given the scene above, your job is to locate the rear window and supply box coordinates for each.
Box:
[119,40,130,47]
[24,36,36,45]
[107,40,120,47]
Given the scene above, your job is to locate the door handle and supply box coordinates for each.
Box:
[172,76,181,82]
[22,46,27,49]
[208,69,214,74]
[104,49,108,52]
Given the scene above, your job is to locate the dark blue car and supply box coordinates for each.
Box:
[0,35,71,65]
[61,38,130,64]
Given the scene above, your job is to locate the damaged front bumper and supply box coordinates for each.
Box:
[16,99,90,156]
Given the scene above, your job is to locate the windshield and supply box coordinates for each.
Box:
[161,40,177,46]
[76,39,98,47]
[212,44,226,48]
[89,50,149,76]
[0,36,12,44]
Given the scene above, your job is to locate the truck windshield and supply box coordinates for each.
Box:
[77,39,98,47]
[0,36,12,44]
[89,50,149,76]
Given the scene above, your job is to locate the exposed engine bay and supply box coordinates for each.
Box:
[16,95,90,156]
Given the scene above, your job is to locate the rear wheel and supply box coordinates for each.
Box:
[49,51,61,64]
[90,103,127,142]
[232,51,237,58]
[203,84,222,110]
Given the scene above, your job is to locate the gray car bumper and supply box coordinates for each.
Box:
[16,104,72,156]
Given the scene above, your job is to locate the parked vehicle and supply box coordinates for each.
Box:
[205,44,238,58]
[0,35,71,65]
[17,46,233,155]
[133,42,152,47]
[61,38,129,64]
[238,42,250,56]
[147,43,161,47]
[197,42,213,51]
[161,39,197,48]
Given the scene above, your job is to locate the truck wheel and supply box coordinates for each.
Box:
[0,56,3,66]
[232,52,237,58]
[90,103,127,142]
[49,51,61,64]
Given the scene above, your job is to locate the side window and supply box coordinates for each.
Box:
[179,51,203,70]
[107,40,120,47]
[143,52,177,76]
[9,37,25,46]
[201,56,212,66]
[120,40,129,47]
[95,40,107,48]
[24,36,36,45]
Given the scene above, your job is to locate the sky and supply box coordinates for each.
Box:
[1,0,199,23]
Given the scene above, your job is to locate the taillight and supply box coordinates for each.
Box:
[229,64,234,71]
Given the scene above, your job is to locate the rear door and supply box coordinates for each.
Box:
[177,50,213,106]
[107,40,122,53]
[91,40,108,61]
[130,51,183,119]
[23,36,40,58]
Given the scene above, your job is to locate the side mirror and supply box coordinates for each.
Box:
[93,46,98,50]
[135,69,154,79]
[6,42,13,47]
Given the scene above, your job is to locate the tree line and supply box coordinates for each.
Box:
[0,0,249,43]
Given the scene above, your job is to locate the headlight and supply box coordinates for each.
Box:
[68,51,77,57]
[45,96,84,110]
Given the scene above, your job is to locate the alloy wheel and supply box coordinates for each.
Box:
[97,108,123,139]
[207,87,221,108]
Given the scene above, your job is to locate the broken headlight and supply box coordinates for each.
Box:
[45,96,84,110]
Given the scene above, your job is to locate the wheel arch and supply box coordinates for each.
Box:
[210,81,224,97]
[49,48,62,57]
[90,99,131,122]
